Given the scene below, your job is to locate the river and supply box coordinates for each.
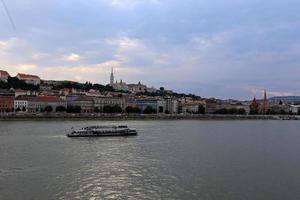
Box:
[1,120,300,200]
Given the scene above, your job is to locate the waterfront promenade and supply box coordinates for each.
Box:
[0,113,299,120]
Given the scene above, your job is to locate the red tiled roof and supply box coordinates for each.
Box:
[0,96,14,100]
[74,96,94,102]
[0,70,10,76]
[33,96,64,102]
[17,73,40,79]
[15,95,36,101]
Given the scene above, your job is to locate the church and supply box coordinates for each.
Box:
[109,68,154,93]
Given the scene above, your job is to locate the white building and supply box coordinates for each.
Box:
[17,73,41,85]
[94,96,126,111]
[14,96,35,112]
[290,105,300,114]
[27,96,66,112]
[165,97,178,114]
[14,89,37,97]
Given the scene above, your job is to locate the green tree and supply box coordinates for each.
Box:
[143,106,156,114]
[267,109,277,115]
[237,108,246,115]
[67,105,81,113]
[22,106,26,112]
[133,107,141,113]
[249,108,258,115]
[103,105,112,113]
[5,77,39,90]
[215,108,228,114]
[94,107,100,113]
[44,105,53,112]
[125,106,134,113]
[111,105,122,113]
[198,105,205,114]
[279,109,287,115]
[228,108,238,114]
[158,106,164,113]
[56,105,66,112]
[16,107,21,112]
[73,106,81,113]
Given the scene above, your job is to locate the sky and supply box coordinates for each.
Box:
[1,0,300,100]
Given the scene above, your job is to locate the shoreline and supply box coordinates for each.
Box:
[0,113,299,121]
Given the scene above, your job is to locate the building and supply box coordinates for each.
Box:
[109,68,130,91]
[0,96,14,112]
[250,97,259,114]
[14,89,36,97]
[128,82,147,93]
[112,80,129,91]
[204,98,218,114]
[27,96,66,112]
[94,96,125,112]
[147,86,157,93]
[269,96,300,104]
[180,102,201,114]
[0,89,15,97]
[290,105,300,114]
[14,96,35,112]
[165,97,178,114]
[42,80,71,86]
[260,89,268,114]
[67,95,94,113]
[16,73,41,85]
[157,98,166,113]
[127,97,160,112]
[39,89,60,97]
[0,70,10,82]
[59,88,71,96]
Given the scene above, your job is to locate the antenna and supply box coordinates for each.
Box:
[1,0,16,30]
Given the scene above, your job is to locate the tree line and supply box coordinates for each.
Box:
[0,77,39,90]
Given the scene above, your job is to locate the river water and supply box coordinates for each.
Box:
[0,120,300,200]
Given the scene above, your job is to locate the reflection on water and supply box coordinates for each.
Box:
[1,120,300,200]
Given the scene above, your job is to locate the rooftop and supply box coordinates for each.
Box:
[74,95,94,102]
[33,96,64,102]
[15,95,36,101]
[17,73,40,79]
[0,70,10,77]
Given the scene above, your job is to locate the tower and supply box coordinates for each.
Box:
[110,67,114,86]
[250,96,259,114]
[261,89,268,114]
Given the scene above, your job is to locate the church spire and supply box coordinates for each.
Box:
[261,89,268,114]
[110,67,114,86]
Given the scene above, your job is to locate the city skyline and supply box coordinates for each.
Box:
[0,68,285,101]
[1,0,300,99]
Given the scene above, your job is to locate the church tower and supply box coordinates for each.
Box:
[261,89,268,114]
[110,67,114,86]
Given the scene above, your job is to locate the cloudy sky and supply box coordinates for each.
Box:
[1,0,300,99]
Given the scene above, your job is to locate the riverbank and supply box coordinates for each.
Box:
[0,113,299,121]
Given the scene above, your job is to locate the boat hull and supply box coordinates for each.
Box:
[67,131,137,137]
[67,125,138,137]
